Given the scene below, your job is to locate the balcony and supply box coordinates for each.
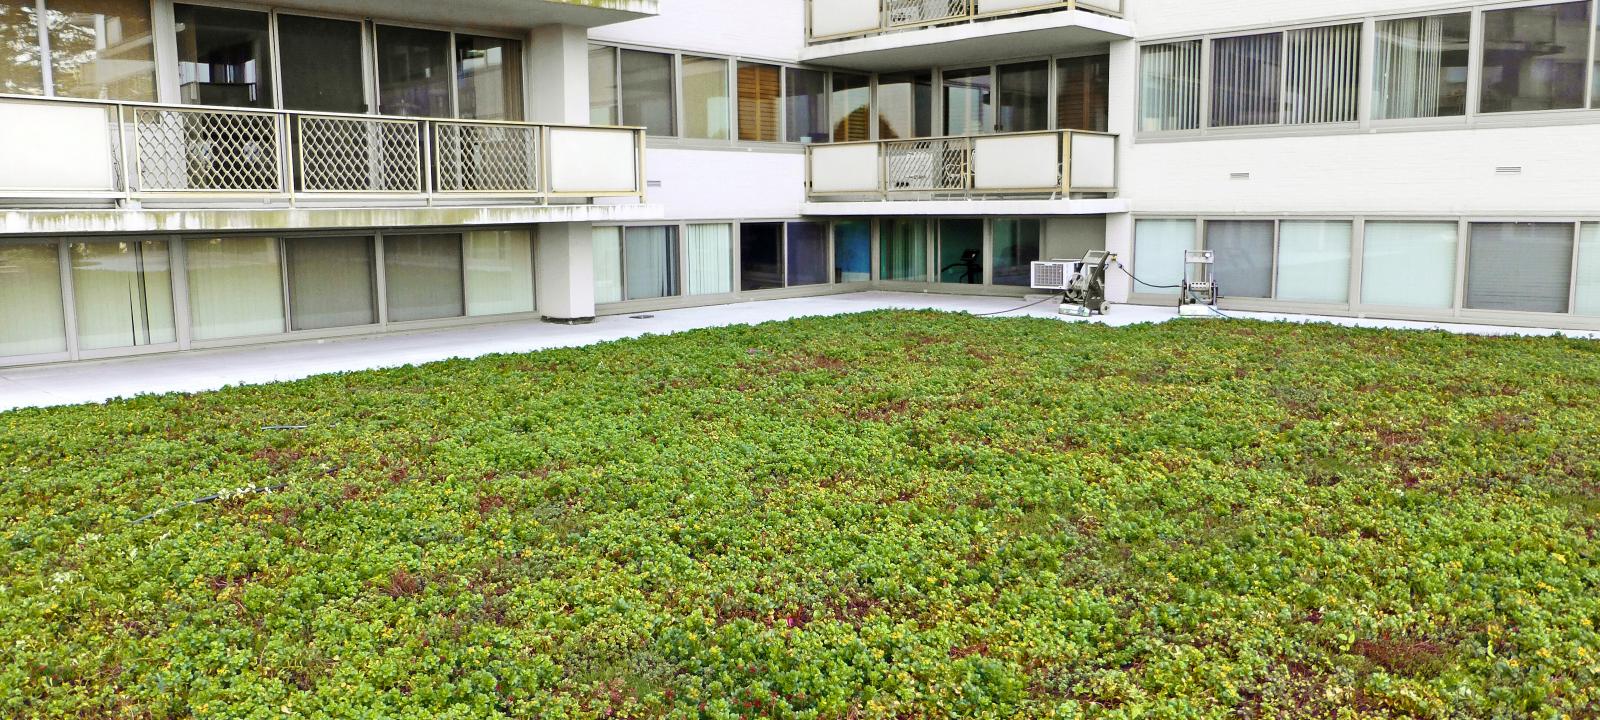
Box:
[0,95,654,233]
[804,130,1120,215]
[803,0,1131,71]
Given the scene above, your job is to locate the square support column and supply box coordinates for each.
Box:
[1104,38,1138,304]
[527,24,592,125]
[537,222,596,324]
[1105,213,1134,303]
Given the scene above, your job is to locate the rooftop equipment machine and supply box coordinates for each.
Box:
[1031,251,1114,317]
[1179,249,1220,317]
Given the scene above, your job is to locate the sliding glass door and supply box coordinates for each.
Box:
[0,243,67,357]
[70,241,176,351]
[285,236,377,331]
[186,237,285,340]
[377,25,452,117]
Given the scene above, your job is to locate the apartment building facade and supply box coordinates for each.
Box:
[3,0,1599,368]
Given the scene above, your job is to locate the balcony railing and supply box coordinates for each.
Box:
[808,0,1123,43]
[806,130,1117,201]
[0,95,646,205]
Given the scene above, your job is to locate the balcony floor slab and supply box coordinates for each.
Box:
[0,203,664,236]
[802,198,1129,216]
[803,10,1133,72]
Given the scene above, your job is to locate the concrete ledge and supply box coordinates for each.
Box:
[802,198,1130,216]
[1,203,665,235]
[802,10,1134,72]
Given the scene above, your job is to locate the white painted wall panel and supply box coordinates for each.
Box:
[1123,125,1600,216]
[642,148,806,220]
[548,128,640,194]
[811,0,880,38]
[973,134,1062,191]
[0,102,117,192]
[588,0,806,62]
[809,144,882,193]
[1070,133,1117,190]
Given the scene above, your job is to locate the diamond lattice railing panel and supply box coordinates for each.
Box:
[133,108,282,192]
[298,116,422,193]
[885,139,970,192]
[434,123,540,193]
[886,0,968,25]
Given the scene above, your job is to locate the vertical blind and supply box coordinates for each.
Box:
[1139,42,1201,131]
[880,219,928,281]
[685,224,732,296]
[1579,224,1600,316]
[0,243,67,357]
[186,237,284,340]
[623,226,678,301]
[593,227,624,304]
[384,234,465,322]
[1132,219,1194,294]
[1465,223,1574,314]
[1276,221,1352,304]
[463,230,534,317]
[1362,222,1458,309]
[71,240,176,350]
[1283,24,1361,124]
[1374,14,1470,120]
[1205,221,1275,298]
[1211,32,1282,127]
[285,236,375,331]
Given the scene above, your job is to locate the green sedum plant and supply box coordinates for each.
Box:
[2,310,1598,719]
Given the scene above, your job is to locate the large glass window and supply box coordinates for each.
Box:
[0,1,44,95]
[830,72,871,142]
[593,226,623,304]
[464,230,533,316]
[174,4,272,108]
[47,0,156,100]
[588,44,619,125]
[834,221,872,283]
[185,237,284,341]
[623,226,679,300]
[785,67,828,143]
[787,222,829,286]
[1373,13,1471,120]
[1211,33,1283,127]
[385,234,464,322]
[1465,223,1574,313]
[1283,24,1361,124]
[377,25,451,117]
[943,67,993,135]
[1275,221,1351,304]
[880,219,928,282]
[1362,222,1458,309]
[1578,225,1600,316]
[456,35,522,121]
[686,223,733,295]
[682,55,730,140]
[1480,2,1590,113]
[621,49,675,136]
[0,242,66,357]
[1057,55,1109,132]
[70,240,175,350]
[277,14,365,113]
[992,219,1042,287]
[737,62,781,142]
[996,61,1049,133]
[876,71,932,140]
[1133,219,1196,294]
[285,236,376,330]
[938,219,984,284]
[1205,220,1275,298]
[739,222,783,291]
[1139,42,1201,131]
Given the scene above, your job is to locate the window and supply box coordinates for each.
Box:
[1211,33,1282,127]
[70,240,175,350]
[1284,24,1361,124]
[278,14,365,113]
[831,72,871,142]
[186,237,284,340]
[938,219,984,284]
[463,230,534,316]
[1205,221,1275,298]
[0,242,66,357]
[456,35,523,121]
[877,71,932,140]
[992,219,1042,287]
[740,222,784,290]
[1276,221,1351,304]
[787,221,829,286]
[175,4,273,108]
[376,25,452,117]
[385,234,465,322]
[1480,2,1590,113]
[286,236,376,330]
[880,219,928,281]
[786,67,828,143]
[1133,219,1195,294]
[1140,42,1201,131]
[943,67,993,135]
[1579,224,1600,316]
[996,61,1049,133]
[685,223,733,295]
[1058,55,1109,132]
[0,1,43,95]
[46,0,156,100]
[588,45,619,125]
[834,221,872,283]
[1465,223,1574,313]
[737,62,781,142]
[621,49,675,136]
[682,56,730,140]
[1361,222,1458,309]
[594,226,681,301]
[1373,13,1471,120]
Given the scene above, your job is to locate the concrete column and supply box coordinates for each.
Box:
[1105,38,1138,304]
[1104,213,1134,303]
[527,24,591,125]
[537,222,596,323]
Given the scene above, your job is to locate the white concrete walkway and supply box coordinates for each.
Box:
[3,291,1596,412]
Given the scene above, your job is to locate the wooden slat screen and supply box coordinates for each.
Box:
[737,62,781,142]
